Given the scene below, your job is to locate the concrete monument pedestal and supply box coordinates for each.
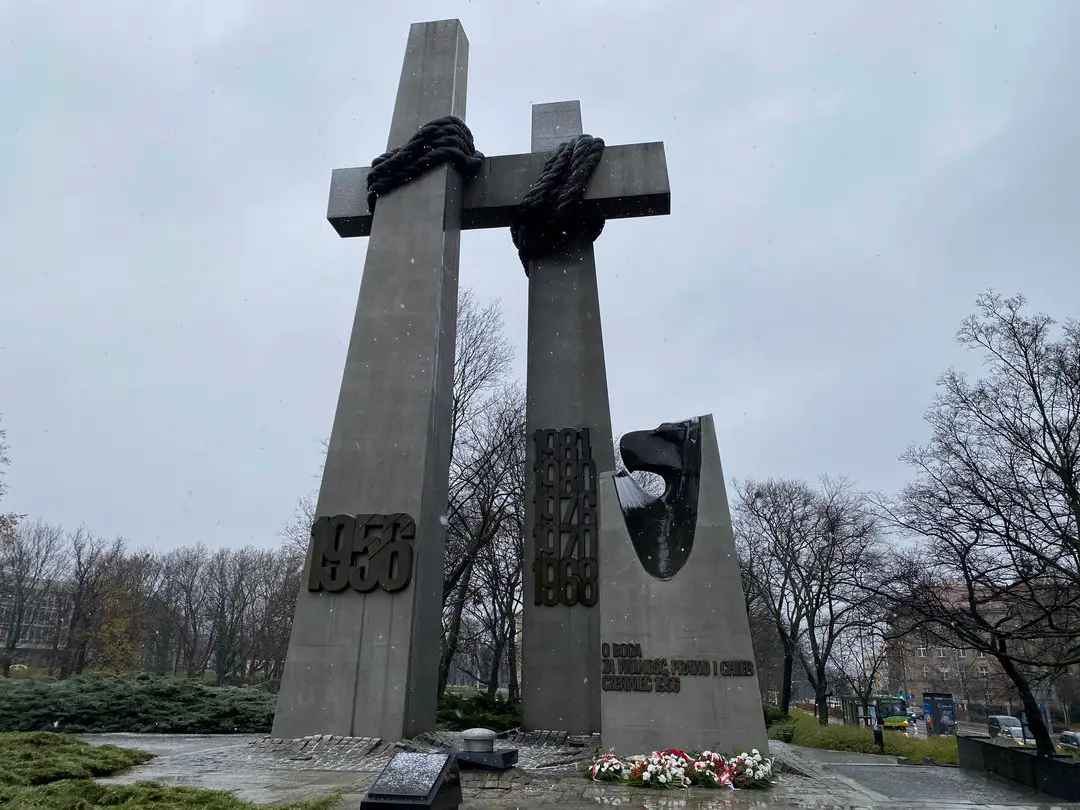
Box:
[597,414,769,756]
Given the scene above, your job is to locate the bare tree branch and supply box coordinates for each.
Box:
[872,291,1080,755]
[735,476,884,723]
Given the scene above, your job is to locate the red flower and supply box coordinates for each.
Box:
[659,748,690,762]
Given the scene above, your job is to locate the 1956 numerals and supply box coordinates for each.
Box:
[307,513,415,594]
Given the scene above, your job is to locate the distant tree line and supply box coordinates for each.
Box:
[0,518,301,684]
[0,289,527,699]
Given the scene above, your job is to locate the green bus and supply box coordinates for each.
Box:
[840,695,910,730]
[875,696,911,731]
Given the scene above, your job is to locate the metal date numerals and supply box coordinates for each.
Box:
[307,513,415,594]
[533,427,599,608]
[533,553,599,607]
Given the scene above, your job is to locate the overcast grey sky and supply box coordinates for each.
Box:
[2,1,1078,550]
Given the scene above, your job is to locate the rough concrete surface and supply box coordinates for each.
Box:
[273,19,468,742]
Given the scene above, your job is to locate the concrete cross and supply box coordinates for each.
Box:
[276,16,669,742]
[274,19,471,742]
[517,102,672,733]
[331,101,670,736]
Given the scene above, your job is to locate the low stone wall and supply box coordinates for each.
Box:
[957,734,1080,801]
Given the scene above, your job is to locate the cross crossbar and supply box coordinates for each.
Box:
[328,142,670,238]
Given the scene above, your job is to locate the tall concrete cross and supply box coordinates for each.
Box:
[273,19,471,741]
[518,102,669,733]
[275,16,669,742]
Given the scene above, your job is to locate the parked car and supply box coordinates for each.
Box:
[1060,731,1080,750]
[988,715,1022,739]
[988,715,1035,745]
[1001,725,1035,745]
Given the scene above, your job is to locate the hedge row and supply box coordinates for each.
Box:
[0,675,524,735]
[0,675,275,734]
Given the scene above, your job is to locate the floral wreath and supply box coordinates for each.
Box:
[588,748,774,790]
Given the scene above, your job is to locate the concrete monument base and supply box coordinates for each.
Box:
[597,413,768,756]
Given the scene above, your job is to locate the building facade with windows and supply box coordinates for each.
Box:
[889,630,1013,709]
[0,580,72,669]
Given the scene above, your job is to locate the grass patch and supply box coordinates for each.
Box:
[437,692,520,731]
[0,732,153,788]
[1,781,341,810]
[0,674,276,733]
[768,709,959,765]
[0,732,340,810]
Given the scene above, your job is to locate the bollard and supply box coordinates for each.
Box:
[457,728,518,771]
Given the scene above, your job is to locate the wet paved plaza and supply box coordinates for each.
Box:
[78,733,1080,809]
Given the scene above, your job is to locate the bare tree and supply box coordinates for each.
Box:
[437,291,516,694]
[458,391,526,697]
[832,607,892,724]
[0,416,20,541]
[451,289,514,450]
[464,525,522,696]
[247,546,302,688]
[443,291,515,596]
[62,528,125,677]
[85,549,164,673]
[734,478,814,715]
[500,394,527,702]
[207,548,262,684]
[281,495,316,561]
[0,416,7,502]
[0,519,68,676]
[744,583,789,704]
[736,477,883,723]
[160,543,215,677]
[798,477,883,725]
[440,385,524,694]
[875,291,1080,755]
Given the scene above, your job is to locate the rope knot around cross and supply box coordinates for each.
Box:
[366,116,607,273]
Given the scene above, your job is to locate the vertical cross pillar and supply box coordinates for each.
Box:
[520,101,612,734]
[273,19,468,741]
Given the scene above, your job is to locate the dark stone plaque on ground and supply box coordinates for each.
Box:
[361,752,461,810]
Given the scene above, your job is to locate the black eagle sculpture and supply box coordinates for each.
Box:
[612,417,702,580]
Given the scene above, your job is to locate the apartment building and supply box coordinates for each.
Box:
[0,580,72,669]
[888,631,1013,708]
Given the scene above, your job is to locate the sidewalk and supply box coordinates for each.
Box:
[777,740,1071,806]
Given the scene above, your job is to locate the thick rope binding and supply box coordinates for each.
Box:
[364,119,607,274]
[510,134,607,274]
[366,115,484,213]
